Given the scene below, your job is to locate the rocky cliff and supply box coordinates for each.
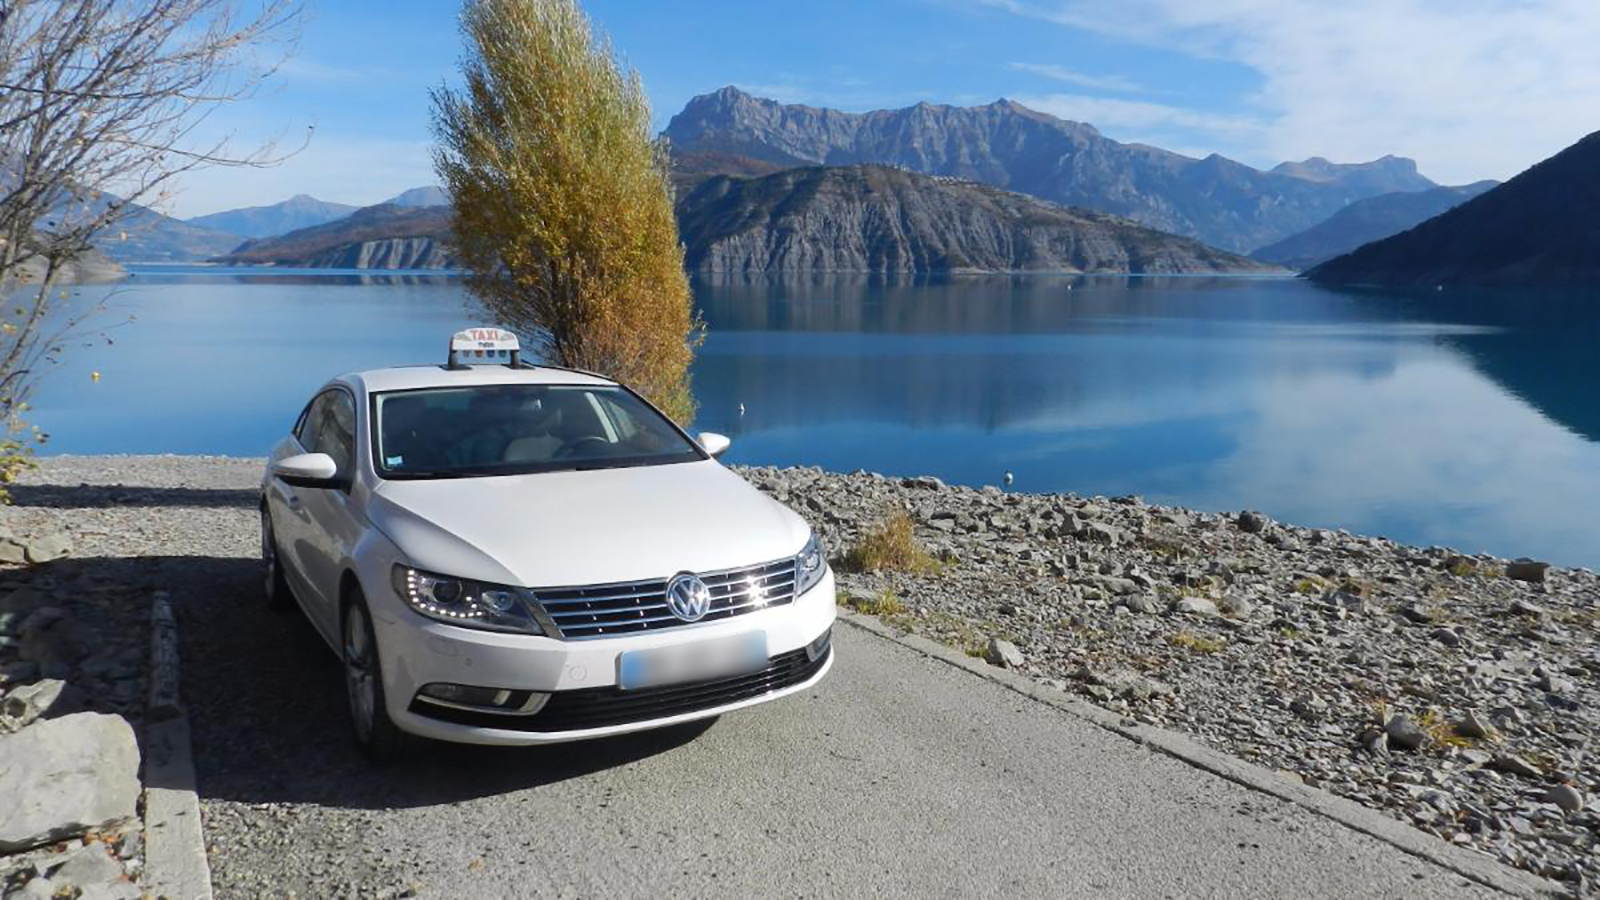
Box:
[294,237,455,269]
[676,165,1280,275]
[664,87,1435,253]
[1308,130,1600,286]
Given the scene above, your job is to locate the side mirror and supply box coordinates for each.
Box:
[272,452,342,489]
[697,432,731,459]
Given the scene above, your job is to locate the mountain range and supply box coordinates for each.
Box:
[91,88,1579,282]
[95,201,241,263]
[1251,181,1499,271]
[84,186,448,263]
[1308,130,1600,286]
[677,165,1277,274]
[664,86,1436,253]
[212,203,454,268]
[186,194,358,238]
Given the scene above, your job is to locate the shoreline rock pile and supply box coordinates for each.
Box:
[740,465,1600,891]
[0,523,147,899]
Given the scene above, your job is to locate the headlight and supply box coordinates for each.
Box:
[391,565,548,635]
[795,533,827,596]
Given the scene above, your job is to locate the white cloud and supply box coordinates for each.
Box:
[991,0,1600,182]
[1007,62,1143,93]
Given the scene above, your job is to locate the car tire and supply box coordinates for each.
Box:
[342,589,408,762]
[261,507,292,611]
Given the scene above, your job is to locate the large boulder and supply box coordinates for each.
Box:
[0,712,140,852]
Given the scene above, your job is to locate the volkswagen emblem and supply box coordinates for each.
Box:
[665,573,712,622]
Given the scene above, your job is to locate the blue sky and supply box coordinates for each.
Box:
[172,0,1600,218]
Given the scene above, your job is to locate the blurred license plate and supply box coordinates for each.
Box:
[618,632,768,690]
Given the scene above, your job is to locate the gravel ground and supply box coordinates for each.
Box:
[8,455,1596,896]
[743,466,1600,894]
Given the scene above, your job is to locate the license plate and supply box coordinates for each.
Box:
[618,632,768,691]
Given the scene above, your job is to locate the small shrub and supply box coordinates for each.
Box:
[1292,578,1322,595]
[1167,630,1225,654]
[842,508,940,574]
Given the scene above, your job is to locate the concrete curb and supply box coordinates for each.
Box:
[143,593,214,900]
[835,607,1567,899]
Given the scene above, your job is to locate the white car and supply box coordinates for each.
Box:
[259,328,835,759]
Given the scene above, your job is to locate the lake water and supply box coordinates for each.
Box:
[24,267,1600,568]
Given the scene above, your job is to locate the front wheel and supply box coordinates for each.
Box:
[343,592,408,762]
[261,508,292,611]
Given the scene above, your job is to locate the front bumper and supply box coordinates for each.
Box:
[373,568,837,746]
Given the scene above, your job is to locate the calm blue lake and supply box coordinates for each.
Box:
[25,266,1600,568]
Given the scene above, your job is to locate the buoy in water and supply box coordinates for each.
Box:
[1003,471,1014,487]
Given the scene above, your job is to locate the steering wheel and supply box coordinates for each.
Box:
[553,435,610,459]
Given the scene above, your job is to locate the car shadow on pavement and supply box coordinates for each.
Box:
[166,554,717,810]
[8,484,260,509]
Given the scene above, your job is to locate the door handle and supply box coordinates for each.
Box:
[286,493,302,510]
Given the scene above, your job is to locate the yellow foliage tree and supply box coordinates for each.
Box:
[431,0,702,423]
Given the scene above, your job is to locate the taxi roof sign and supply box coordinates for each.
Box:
[447,327,522,369]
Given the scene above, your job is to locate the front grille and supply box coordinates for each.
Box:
[410,639,832,733]
[536,557,799,639]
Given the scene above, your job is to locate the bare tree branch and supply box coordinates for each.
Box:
[0,0,303,494]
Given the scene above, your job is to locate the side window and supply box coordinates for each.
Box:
[319,391,357,478]
[292,401,314,446]
[297,394,330,452]
[298,390,356,478]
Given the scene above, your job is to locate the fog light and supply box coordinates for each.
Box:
[416,683,551,716]
[420,683,507,706]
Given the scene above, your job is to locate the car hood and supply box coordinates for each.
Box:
[367,460,811,587]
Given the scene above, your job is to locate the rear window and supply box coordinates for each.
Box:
[372,384,701,479]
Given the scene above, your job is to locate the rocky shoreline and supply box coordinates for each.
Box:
[0,510,146,898]
[0,456,1594,895]
[740,466,1599,893]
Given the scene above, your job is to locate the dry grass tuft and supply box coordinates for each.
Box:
[841,508,941,575]
[1419,709,1475,748]
[845,586,906,617]
[1167,630,1226,654]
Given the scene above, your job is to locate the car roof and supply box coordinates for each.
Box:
[344,364,618,395]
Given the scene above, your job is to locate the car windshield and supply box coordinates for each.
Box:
[372,384,702,478]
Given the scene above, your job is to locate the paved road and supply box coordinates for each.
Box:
[3,460,1522,899]
[170,548,1509,898]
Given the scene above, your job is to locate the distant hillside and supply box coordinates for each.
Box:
[675,165,1281,275]
[1269,156,1435,195]
[1308,131,1600,286]
[187,194,358,239]
[91,200,241,263]
[663,86,1435,253]
[11,242,124,284]
[383,186,448,207]
[211,204,454,268]
[1252,181,1498,271]
[669,149,786,198]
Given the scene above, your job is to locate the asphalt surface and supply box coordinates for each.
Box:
[6,461,1519,899]
[179,582,1509,898]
